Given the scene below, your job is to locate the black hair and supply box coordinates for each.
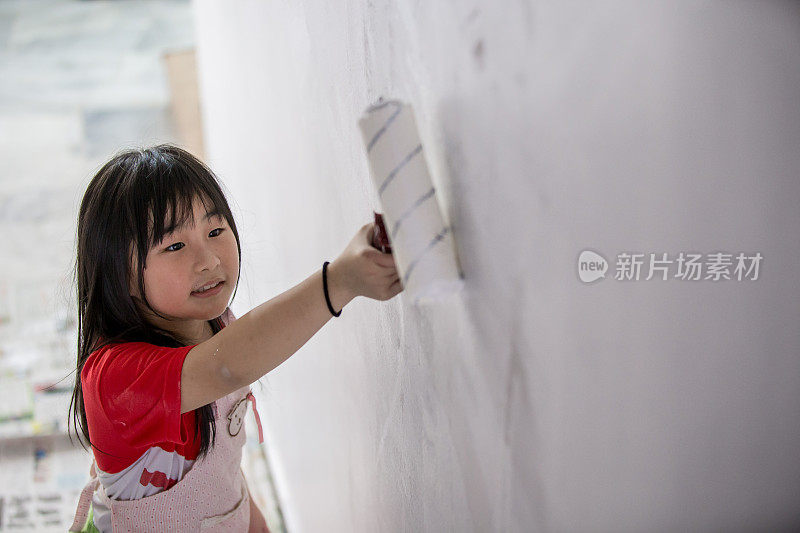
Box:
[68,144,242,460]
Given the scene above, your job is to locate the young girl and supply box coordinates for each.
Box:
[68,144,402,532]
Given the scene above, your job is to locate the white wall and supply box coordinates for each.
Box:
[192,1,800,531]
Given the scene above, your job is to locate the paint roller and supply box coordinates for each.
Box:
[358,97,465,306]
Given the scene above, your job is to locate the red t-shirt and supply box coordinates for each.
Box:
[81,340,201,499]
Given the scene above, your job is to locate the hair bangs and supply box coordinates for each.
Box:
[138,151,235,254]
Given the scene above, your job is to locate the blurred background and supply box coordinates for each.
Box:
[0,1,282,531]
[2,1,800,532]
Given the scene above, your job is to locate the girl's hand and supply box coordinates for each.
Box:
[332,222,403,302]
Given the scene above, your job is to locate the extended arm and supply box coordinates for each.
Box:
[180,223,401,413]
[180,260,353,413]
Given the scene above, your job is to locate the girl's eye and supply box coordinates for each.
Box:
[164,228,224,252]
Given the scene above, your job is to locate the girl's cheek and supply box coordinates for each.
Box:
[224,237,239,264]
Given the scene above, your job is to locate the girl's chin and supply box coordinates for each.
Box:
[192,292,231,315]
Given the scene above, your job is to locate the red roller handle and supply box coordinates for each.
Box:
[371,211,393,254]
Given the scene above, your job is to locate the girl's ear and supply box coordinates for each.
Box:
[128,272,142,300]
[129,281,139,299]
[127,262,137,297]
[127,244,143,298]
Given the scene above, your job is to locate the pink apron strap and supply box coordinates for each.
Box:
[221,310,263,443]
[245,391,264,444]
[69,477,100,532]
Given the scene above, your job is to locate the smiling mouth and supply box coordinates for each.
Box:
[192,280,224,294]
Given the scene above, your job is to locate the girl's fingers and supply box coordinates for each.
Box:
[367,249,397,268]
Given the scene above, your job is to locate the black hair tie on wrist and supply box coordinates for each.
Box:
[322,261,341,317]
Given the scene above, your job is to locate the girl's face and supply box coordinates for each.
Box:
[130,194,239,344]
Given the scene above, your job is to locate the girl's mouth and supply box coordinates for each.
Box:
[191,280,224,297]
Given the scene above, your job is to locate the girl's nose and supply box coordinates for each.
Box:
[196,244,221,271]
